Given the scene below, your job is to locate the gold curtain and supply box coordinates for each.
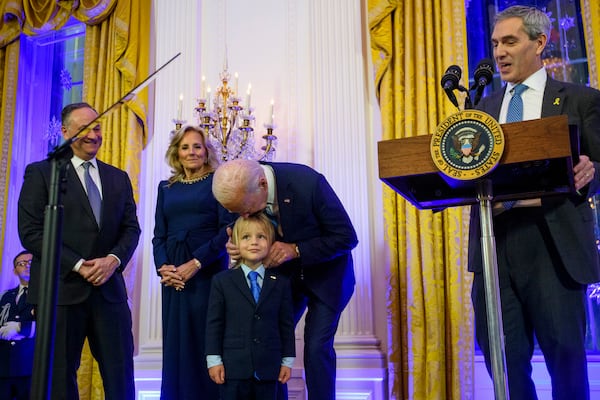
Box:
[581,0,600,87]
[0,0,24,281]
[0,0,119,292]
[368,1,473,399]
[76,0,149,398]
[0,40,20,273]
[0,1,149,399]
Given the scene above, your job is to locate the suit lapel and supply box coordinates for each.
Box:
[258,271,277,306]
[480,88,505,119]
[541,77,565,117]
[96,161,110,227]
[66,163,98,226]
[232,268,256,306]
[273,168,294,239]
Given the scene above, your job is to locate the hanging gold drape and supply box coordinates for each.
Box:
[368,1,473,399]
[77,1,149,398]
[0,0,26,277]
[0,1,149,399]
[0,0,119,296]
[0,39,20,272]
[581,0,600,87]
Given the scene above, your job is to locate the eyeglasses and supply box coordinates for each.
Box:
[15,260,32,268]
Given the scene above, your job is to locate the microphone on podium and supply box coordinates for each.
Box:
[440,65,462,108]
[471,59,495,106]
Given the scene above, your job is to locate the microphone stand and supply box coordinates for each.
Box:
[29,52,181,399]
[458,85,473,110]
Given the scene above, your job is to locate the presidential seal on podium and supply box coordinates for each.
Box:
[430,110,505,181]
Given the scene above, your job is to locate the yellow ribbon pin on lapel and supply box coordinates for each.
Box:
[553,97,560,106]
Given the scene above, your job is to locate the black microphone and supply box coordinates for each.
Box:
[441,65,462,108]
[472,59,494,106]
[441,65,461,90]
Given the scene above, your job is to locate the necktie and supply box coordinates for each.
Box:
[248,271,261,303]
[17,287,27,307]
[503,84,528,211]
[264,206,278,230]
[505,83,528,123]
[83,162,102,225]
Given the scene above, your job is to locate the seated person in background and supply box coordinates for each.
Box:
[0,250,35,400]
[206,213,295,400]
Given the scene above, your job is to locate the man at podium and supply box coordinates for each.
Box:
[467,5,600,399]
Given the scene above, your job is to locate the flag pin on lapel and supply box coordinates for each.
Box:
[553,97,560,106]
[270,275,277,280]
[283,198,291,203]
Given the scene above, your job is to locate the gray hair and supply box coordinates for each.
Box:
[212,159,264,207]
[495,5,551,40]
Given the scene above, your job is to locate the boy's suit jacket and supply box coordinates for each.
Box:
[205,268,295,380]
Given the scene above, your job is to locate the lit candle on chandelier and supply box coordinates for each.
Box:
[269,99,274,125]
[207,87,212,110]
[178,93,183,120]
[246,83,252,110]
[234,72,239,95]
[201,76,206,98]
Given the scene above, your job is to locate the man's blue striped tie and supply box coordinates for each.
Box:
[506,83,528,123]
[503,83,528,211]
[83,161,102,225]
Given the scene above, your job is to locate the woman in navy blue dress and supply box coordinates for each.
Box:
[153,125,235,399]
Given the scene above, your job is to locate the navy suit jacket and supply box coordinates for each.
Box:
[18,158,141,305]
[205,268,295,380]
[264,162,358,313]
[468,77,600,284]
[0,286,35,377]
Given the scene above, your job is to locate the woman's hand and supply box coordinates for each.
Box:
[158,264,184,290]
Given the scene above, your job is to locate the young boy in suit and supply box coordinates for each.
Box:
[206,213,295,400]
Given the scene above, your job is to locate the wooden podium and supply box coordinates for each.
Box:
[378,115,578,399]
[378,115,577,209]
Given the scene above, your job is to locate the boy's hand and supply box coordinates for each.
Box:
[278,366,292,384]
[208,364,225,384]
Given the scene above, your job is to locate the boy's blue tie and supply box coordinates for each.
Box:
[248,271,260,302]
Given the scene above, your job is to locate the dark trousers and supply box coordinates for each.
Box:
[281,284,342,400]
[52,290,135,400]
[473,208,589,400]
[0,376,31,400]
[220,377,278,400]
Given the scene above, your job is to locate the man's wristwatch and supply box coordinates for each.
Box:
[294,245,300,258]
[193,258,201,269]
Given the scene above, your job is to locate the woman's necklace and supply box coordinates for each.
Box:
[179,171,212,184]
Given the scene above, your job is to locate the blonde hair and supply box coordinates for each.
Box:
[165,125,218,184]
[230,213,275,268]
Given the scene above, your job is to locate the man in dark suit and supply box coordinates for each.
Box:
[468,6,600,399]
[18,102,141,399]
[0,250,35,400]
[213,159,358,400]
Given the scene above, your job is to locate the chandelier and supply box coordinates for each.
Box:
[173,64,277,162]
